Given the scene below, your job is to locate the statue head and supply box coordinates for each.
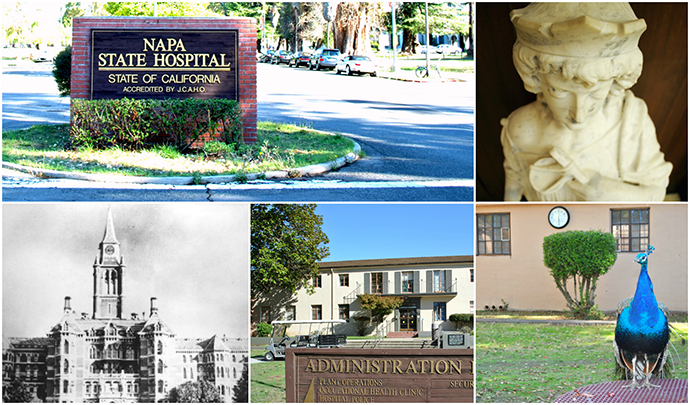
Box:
[511,3,646,130]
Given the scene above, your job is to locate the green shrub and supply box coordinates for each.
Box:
[70,98,243,151]
[52,46,71,97]
[449,313,474,330]
[543,230,617,315]
[255,322,273,337]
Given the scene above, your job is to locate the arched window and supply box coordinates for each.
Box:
[85,382,91,395]
[220,353,224,362]
[63,340,69,354]
[63,380,69,393]
[157,359,163,374]
[221,385,225,395]
[233,367,237,379]
[190,367,194,380]
[233,355,236,363]
[182,354,186,363]
[20,354,26,363]
[157,341,163,355]
[63,359,69,373]
[158,380,164,393]
[183,368,187,379]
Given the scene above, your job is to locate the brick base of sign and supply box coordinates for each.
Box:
[71,17,257,144]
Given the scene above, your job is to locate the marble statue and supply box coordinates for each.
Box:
[501,3,673,201]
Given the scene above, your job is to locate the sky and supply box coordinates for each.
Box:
[3,203,249,339]
[315,203,474,262]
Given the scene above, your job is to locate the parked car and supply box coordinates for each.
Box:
[335,55,377,77]
[259,49,276,63]
[289,51,312,68]
[436,44,463,55]
[419,45,434,55]
[309,48,341,70]
[271,50,292,65]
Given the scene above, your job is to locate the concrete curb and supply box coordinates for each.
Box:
[477,318,616,326]
[2,140,361,185]
[377,75,466,84]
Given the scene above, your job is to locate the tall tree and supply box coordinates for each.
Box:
[388,2,468,54]
[3,379,35,403]
[61,2,85,28]
[333,2,381,55]
[103,2,218,17]
[168,380,222,403]
[251,204,330,303]
[232,363,249,403]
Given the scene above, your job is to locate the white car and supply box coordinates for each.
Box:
[335,55,377,77]
[436,44,463,55]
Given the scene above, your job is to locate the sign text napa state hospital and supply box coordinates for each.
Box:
[90,30,238,100]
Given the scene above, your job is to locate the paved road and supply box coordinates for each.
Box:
[257,62,474,182]
[2,62,474,201]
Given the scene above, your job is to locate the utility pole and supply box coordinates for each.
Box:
[425,1,430,74]
[391,2,397,73]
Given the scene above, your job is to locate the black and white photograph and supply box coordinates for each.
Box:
[2,203,249,403]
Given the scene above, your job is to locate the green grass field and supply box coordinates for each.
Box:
[476,321,689,403]
[2,122,355,178]
[250,350,287,403]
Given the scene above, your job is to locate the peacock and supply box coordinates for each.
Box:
[613,245,671,389]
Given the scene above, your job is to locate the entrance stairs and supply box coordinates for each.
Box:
[344,338,437,349]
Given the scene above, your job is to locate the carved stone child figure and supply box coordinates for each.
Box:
[501,3,672,201]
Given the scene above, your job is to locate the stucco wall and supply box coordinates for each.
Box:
[476,204,688,312]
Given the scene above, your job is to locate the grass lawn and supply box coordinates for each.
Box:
[250,350,287,403]
[2,122,356,179]
[476,321,689,403]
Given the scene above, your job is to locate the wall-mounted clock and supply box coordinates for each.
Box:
[548,206,570,229]
[105,245,115,255]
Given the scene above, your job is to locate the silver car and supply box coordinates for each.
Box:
[335,55,377,77]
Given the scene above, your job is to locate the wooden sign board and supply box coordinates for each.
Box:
[286,348,474,403]
[90,30,238,100]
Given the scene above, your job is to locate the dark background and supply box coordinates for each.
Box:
[476,3,688,201]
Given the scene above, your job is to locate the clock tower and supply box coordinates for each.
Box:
[93,208,126,319]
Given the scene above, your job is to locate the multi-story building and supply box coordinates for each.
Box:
[254,256,475,337]
[476,204,688,312]
[3,210,247,403]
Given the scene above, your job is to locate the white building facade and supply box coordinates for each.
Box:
[255,256,474,338]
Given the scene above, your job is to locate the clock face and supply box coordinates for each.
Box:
[105,245,115,255]
[548,207,570,229]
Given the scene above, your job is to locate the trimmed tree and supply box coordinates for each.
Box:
[543,230,617,318]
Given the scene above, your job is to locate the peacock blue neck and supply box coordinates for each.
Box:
[629,262,660,323]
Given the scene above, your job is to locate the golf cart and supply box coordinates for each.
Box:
[264,319,347,361]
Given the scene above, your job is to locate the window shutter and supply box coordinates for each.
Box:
[446,269,452,292]
[382,272,389,294]
[413,271,420,293]
[394,272,400,294]
[426,270,433,293]
[364,273,370,294]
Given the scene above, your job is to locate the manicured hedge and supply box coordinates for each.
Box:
[70,98,243,151]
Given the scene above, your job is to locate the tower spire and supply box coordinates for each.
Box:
[102,207,119,245]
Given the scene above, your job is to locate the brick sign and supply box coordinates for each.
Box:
[90,30,238,100]
[285,348,474,403]
[72,17,258,143]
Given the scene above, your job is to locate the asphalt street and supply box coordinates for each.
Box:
[2,61,475,201]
